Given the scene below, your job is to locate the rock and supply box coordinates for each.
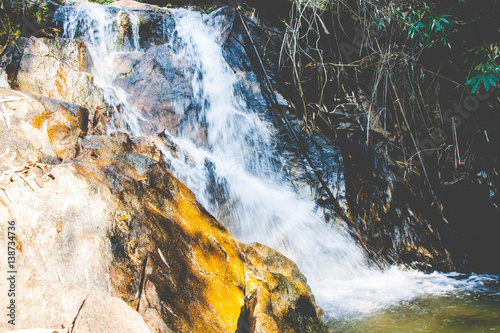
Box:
[0,113,328,331]
[113,44,192,136]
[0,270,150,331]
[0,160,114,330]
[75,134,328,332]
[0,87,88,161]
[72,292,151,333]
[54,1,176,51]
[208,6,236,45]
[1,273,89,330]
[74,135,246,332]
[109,1,175,50]
[15,37,109,121]
[241,243,329,333]
[2,0,60,37]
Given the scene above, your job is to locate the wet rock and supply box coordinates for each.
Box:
[55,1,175,51]
[241,243,329,333]
[114,2,175,50]
[208,6,235,45]
[223,10,283,112]
[113,44,192,136]
[15,37,109,120]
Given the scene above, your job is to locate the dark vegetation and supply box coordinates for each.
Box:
[273,0,500,273]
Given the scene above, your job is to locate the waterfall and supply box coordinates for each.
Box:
[55,3,482,320]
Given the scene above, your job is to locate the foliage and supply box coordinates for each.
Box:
[396,9,453,48]
[0,5,21,55]
[465,62,500,93]
[278,0,500,266]
[87,0,116,5]
[464,45,500,93]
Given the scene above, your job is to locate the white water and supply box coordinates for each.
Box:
[55,3,493,320]
[0,68,9,88]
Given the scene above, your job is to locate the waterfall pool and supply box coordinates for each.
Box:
[327,274,500,332]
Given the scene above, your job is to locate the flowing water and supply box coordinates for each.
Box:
[55,3,500,331]
[0,68,9,88]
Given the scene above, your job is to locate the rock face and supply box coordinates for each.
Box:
[112,44,191,136]
[15,37,109,122]
[0,86,328,331]
[0,87,87,163]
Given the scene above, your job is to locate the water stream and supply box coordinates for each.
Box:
[55,3,500,330]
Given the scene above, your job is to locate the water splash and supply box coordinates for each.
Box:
[56,2,144,134]
[0,68,9,88]
[54,3,496,320]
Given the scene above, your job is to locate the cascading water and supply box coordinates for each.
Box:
[0,69,9,88]
[169,8,373,280]
[55,2,499,324]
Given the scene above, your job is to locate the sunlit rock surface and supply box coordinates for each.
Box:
[0,87,328,331]
[16,37,109,121]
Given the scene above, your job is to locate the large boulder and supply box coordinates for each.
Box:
[112,44,192,136]
[15,37,110,121]
[240,243,327,333]
[0,85,328,332]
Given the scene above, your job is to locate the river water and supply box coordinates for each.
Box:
[55,3,500,331]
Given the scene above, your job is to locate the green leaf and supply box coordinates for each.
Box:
[435,20,442,31]
[472,79,481,93]
[486,75,496,87]
[465,75,480,85]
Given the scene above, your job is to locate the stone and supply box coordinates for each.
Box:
[15,37,109,121]
[0,87,88,161]
[72,292,151,333]
[109,0,176,50]
[113,44,192,136]
[54,1,176,51]
[74,134,246,332]
[240,243,329,333]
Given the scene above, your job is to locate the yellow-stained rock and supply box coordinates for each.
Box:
[73,134,329,332]
[0,87,87,161]
[240,243,329,333]
[0,95,329,331]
